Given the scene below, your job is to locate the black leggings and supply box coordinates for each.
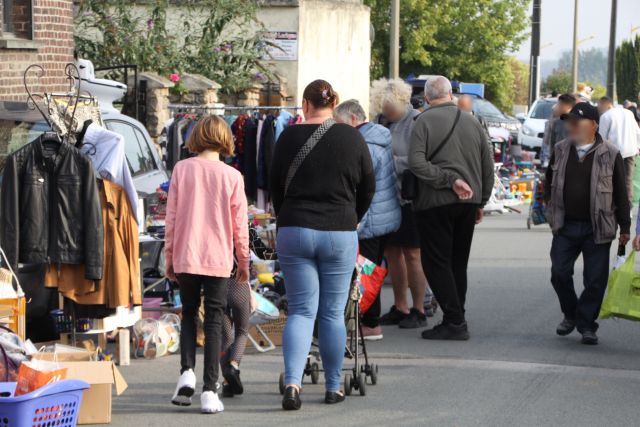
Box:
[221,278,251,365]
[177,273,228,391]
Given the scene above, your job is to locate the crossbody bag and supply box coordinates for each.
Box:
[401,108,461,200]
[284,118,336,196]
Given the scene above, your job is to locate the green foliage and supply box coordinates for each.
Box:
[542,70,572,94]
[557,48,608,86]
[74,0,270,94]
[364,0,529,111]
[508,57,529,107]
[615,35,640,102]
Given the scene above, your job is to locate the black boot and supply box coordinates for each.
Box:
[282,386,302,410]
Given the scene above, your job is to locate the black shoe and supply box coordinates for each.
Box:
[379,305,408,325]
[421,322,470,340]
[398,308,427,329]
[282,386,302,410]
[222,363,244,395]
[581,330,598,345]
[222,383,234,398]
[325,391,346,404]
[556,318,576,336]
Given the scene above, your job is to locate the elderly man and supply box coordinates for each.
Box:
[598,96,640,202]
[334,99,402,340]
[409,76,494,340]
[545,102,630,345]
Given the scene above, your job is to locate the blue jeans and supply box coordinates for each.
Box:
[550,221,611,332]
[277,227,358,392]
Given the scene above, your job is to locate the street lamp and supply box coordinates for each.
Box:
[632,25,640,37]
[572,34,595,92]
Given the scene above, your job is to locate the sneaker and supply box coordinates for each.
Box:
[222,363,244,395]
[379,305,408,325]
[398,308,427,329]
[171,369,196,406]
[201,390,224,414]
[556,318,576,336]
[581,330,598,345]
[361,325,383,341]
[421,322,470,340]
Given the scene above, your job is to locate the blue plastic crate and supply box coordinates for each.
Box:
[0,380,89,427]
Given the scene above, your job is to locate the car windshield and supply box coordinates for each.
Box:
[473,98,504,117]
[530,101,555,119]
[0,119,50,169]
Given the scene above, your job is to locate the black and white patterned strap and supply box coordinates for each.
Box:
[284,118,336,196]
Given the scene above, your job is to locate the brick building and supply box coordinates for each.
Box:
[0,0,75,101]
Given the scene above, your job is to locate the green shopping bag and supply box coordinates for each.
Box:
[599,251,640,321]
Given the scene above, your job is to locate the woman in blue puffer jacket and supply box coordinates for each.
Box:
[334,100,401,340]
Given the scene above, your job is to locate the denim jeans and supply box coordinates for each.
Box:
[177,274,228,391]
[550,221,611,333]
[277,227,358,392]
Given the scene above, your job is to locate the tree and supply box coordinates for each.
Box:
[542,70,572,95]
[557,48,608,86]
[365,0,529,111]
[74,0,270,94]
[508,57,529,106]
[615,35,640,102]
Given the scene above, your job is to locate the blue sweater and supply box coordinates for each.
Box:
[357,123,402,239]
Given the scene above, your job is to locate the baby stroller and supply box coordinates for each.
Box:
[527,171,547,229]
[278,268,379,396]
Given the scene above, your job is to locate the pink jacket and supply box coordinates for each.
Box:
[165,157,249,278]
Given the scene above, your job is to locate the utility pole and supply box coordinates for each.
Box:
[572,0,579,93]
[528,0,541,106]
[606,0,618,99]
[389,0,400,79]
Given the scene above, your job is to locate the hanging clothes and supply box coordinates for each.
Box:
[243,118,258,202]
[275,110,293,140]
[45,179,141,308]
[257,114,276,191]
[79,123,138,216]
[0,133,104,280]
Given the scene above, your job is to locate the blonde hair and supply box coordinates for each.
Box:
[370,78,412,115]
[186,115,235,156]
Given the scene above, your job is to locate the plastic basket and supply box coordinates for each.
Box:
[0,379,89,427]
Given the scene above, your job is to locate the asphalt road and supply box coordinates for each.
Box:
[109,211,640,427]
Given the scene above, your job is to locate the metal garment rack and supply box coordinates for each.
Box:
[167,104,301,117]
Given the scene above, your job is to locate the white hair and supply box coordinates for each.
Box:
[370,78,412,115]
[334,99,367,123]
[424,76,452,102]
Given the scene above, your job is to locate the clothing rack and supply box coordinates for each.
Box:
[167,103,301,117]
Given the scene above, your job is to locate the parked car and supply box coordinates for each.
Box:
[407,78,521,141]
[0,101,168,196]
[517,98,557,150]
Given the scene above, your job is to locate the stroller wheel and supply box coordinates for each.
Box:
[279,372,285,395]
[370,364,378,385]
[357,373,367,396]
[344,374,352,396]
[311,363,320,384]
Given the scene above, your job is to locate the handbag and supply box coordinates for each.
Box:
[284,118,336,196]
[599,250,640,321]
[401,109,462,200]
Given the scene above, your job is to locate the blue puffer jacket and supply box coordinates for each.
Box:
[357,123,402,239]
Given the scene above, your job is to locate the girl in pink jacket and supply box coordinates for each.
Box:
[165,115,249,414]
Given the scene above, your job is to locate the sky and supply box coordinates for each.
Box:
[516,0,640,61]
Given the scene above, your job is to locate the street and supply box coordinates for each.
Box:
[110,211,640,427]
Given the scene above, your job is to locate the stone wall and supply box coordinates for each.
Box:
[0,0,75,101]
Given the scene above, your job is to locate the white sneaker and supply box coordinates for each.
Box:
[171,369,196,406]
[201,390,224,414]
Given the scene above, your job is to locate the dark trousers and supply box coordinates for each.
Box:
[359,236,387,328]
[177,273,228,391]
[550,221,611,332]
[415,204,477,325]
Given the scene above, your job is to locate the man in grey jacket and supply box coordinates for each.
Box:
[409,76,494,340]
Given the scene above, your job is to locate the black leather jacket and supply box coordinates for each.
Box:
[0,133,104,280]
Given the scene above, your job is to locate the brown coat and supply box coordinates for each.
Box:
[45,180,141,308]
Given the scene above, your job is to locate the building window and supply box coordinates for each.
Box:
[1,0,32,39]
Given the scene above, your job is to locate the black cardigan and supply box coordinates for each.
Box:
[270,123,375,231]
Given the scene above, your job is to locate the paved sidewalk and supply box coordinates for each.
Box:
[110,212,640,427]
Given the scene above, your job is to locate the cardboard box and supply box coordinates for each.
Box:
[32,353,127,424]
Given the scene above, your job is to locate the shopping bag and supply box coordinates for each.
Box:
[599,251,640,321]
[357,254,388,314]
[15,359,67,396]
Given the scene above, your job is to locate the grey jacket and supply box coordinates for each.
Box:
[409,103,495,211]
[546,137,622,244]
